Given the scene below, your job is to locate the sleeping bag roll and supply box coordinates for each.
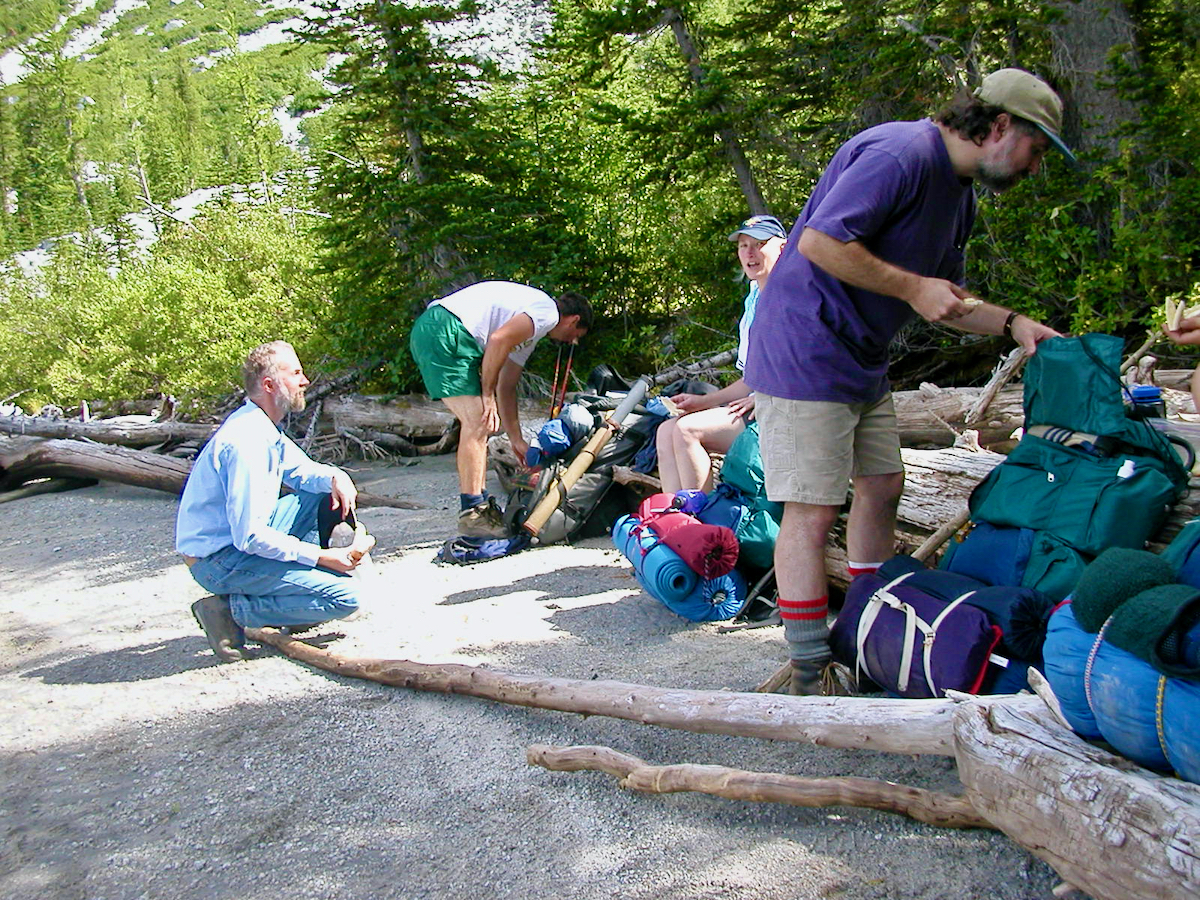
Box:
[613,515,698,602]
[1043,604,1103,738]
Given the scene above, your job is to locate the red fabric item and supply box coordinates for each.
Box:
[636,493,739,577]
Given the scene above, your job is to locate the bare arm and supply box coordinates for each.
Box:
[797,227,974,323]
[797,227,1059,353]
[479,313,536,435]
[496,358,528,459]
[672,378,752,414]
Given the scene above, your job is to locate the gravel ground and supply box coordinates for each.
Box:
[0,454,1066,899]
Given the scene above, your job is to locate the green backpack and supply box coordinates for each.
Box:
[969,333,1190,558]
[716,421,784,571]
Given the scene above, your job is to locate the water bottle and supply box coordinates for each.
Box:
[1127,384,1166,420]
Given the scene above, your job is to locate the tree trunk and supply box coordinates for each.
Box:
[661,8,767,215]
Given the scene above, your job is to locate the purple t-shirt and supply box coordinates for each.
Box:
[744,119,976,404]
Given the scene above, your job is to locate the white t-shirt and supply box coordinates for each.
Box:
[736,282,760,372]
[431,281,560,366]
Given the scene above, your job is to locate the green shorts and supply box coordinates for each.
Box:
[409,305,483,399]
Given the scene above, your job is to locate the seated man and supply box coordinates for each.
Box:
[409,280,592,538]
[177,340,373,661]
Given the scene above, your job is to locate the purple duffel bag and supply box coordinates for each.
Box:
[830,570,1003,699]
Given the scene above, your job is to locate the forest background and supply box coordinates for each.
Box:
[1,0,1198,412]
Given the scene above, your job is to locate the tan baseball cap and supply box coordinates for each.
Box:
[976,68,1077,165]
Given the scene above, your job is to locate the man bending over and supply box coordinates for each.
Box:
[409,281,592,538]
[178,340,373,661]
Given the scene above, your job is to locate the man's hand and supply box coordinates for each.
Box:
[317,547,360,574]
[509,435,531,464]
[329,470,358,515]
[481,395,500,434]
[317,529,375,574]
[1166,316,1200,346]
[1011,315,1061,355]
[908,277,976,323]
[670,392,714,414]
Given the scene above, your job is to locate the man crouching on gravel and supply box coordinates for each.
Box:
[177,340,374,661]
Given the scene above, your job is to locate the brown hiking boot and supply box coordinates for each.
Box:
[788,658,848,696]
[191,595,246,662]
[457,497,508,539]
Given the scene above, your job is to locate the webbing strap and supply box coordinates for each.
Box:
[856,572,918,691]
[921,591,976,697]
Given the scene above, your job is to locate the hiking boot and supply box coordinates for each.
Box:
[191,595,246,663]
[457,497,508,539]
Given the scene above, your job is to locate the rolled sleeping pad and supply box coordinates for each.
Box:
[612,516,749,622]
[663,568,749,623]
[613,515,698,603]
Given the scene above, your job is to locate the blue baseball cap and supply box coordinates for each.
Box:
[728,214,787,242]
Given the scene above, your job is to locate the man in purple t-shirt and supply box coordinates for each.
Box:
[743,69,1070,695]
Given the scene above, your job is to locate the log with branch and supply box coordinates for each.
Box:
[244,628,1200,900]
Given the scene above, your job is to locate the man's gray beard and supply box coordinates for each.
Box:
[975,161,1022,193]
[275,388,306,417]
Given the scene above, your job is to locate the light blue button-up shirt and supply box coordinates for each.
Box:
[175,400,342,566]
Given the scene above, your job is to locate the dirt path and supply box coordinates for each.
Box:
[0,455,1064,899]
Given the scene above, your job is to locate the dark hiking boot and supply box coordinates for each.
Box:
[457,497,508,539]
[191,595,246,663]
[788,658,847,697]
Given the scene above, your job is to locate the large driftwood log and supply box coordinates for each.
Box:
[893,384,1024,448]
[0,414,216,447]
[245,627,1043,756]
[0,437,424,508]
[325,395,458,439]
[526,744,991,829]
[954,699,1200,900]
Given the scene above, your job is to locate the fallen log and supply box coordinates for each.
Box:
[0,413,216,447]
[526,744,991,829]
[954,697,1200,900]
[0,476,98,504]
[326,395,458,440]
[244,626,1043,756]
[0,437,424,508]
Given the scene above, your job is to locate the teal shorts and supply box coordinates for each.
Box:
[409,305,483,399]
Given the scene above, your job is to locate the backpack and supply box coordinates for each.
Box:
[950,333,1190,600]
[697,422,782,571]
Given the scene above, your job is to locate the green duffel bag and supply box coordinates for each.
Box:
[969,433,1179,557]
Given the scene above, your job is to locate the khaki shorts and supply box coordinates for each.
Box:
[755,392,903,505]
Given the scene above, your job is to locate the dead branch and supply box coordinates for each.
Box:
[964,347,1027,427]
[526,744,992,830]
[0,413,216,448]
[244,626,1044,756]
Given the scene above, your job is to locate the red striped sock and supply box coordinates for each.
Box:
[778,596,828,622]
[847,561,885,578]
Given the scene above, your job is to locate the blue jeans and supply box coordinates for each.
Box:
[188,491,361,628]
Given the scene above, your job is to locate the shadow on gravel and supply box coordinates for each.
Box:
[438,565,632,606]
[23,636,232,684]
